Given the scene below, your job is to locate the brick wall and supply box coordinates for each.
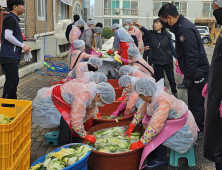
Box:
[26,0,83,38]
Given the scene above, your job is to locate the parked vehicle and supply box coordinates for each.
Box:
[168,31,175,42]
[196,26,210,32]
[198,29,211,44]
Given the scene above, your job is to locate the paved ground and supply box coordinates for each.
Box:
[0,45,216,169]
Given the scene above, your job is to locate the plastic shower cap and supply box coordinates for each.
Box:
[118,75,132,88]
[74,19,85,27]
[93,27,102,34]
[133,77,157,97]
[111,23,120,30]
[93,72,108,84]
[214,0,222,7]
[128,47,140,56]
[123,19,133,25]
[87,20,96,26]
[96,82,116,104]
[119,66,133,77]
[73,40,85,49]
[88,57,103,68]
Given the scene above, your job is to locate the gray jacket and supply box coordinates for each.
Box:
[80,28,92,49]
[94,34,102,49]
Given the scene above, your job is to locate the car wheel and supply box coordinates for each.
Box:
[202,38,209,44]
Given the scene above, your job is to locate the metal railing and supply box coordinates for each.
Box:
[153,9,187,17]
[202,10,214,17]
[104,8,138,16]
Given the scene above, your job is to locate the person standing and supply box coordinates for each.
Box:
[65,14,80,42]
[133,19,178,97]
[107,24,135,65]
[158,3,210,131]
[204,1,222,170]
[0,0,32,99]
[123,19,143,51]
[94,22,103,50]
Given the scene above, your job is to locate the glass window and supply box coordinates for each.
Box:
[174,2,187,16]
[131,1,138,9]
[104,19,112,27]
[112,19,119,25]
[202,2,213,17]
[38,0,45,20]
[153,1,169,16]
[58,0,67,20]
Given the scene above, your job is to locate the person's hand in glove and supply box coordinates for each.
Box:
[125,123,136,137]
[96,112,102,119]
[184,78,193,89]
[24,50,32,62]
[107,49,114,55]
[111,102,126,117]
[97,51,102,58]
[120,58,129,64]
[129,140,146,150]
[138,48,141,52]
[116,95,126,101]
[84,134,96,144]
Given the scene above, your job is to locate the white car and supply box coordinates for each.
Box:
[196,26,210,32]
[198,29,211,44]
[168,31,175,42]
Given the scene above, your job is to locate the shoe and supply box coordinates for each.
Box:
[146,145,168,169]
[177,83,186,89]
[173,93,178,98]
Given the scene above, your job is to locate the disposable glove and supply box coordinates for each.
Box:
[111,102,126,117]
[24,50,32,62]
[97,51,102,58]
[116,96,126,101]
[84,134,96,144]
[202,83,208,98]
[124,123,136,137]
[107,49,113,55]
[96,112,102,119]
[184,78,193,89]
[138,48,141,52]
[120,58,129,64]
[129,140,146,150]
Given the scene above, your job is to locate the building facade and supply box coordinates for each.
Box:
[25,0,83,38]
[95,0,220,31]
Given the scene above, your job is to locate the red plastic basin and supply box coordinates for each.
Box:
[108,79,119,88]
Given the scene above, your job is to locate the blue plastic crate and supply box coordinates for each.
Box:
[30,143,91,170]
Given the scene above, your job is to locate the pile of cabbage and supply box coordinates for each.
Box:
[30,144,91,170]
[89,126,142,153]
[0,114,14,124]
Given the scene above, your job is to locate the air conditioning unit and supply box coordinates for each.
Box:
[114,9,120,14]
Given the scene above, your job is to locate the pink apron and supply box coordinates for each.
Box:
[69,30,82,56]
[139,111,189,170]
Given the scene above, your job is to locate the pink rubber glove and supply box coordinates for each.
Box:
[97,51,102,58]
[176,65,183,77]
[124,112,131,117]
[111,102,126,117]
[164,86,167,91]
[120,58,129,64]
[66,76,74,81]
[90,49,95,55]
[219,101,222,118]
[202,83,208,98]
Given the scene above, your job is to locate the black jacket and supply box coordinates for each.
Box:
[141,27,177,65]
[204,31,222,164]
[142,32,149,46]
[65,22,75,42]
[170,15,210,79]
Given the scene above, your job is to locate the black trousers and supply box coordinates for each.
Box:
[153,63,177,94]
[58,116,72,146]
[188,74,208,132]
[216,163,222,170]
[1,63,19,99]
[143,50,152,66]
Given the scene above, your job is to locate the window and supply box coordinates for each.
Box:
[74,3,81,14]
[202,2,213,17]
[122,1,138,15]
[104,19,112,27]
[38,0,45,20]
[58,0,67,20]
[174,2,187,16]
[153,1,169,16]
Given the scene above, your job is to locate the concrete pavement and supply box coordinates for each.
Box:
[0,45,216,169]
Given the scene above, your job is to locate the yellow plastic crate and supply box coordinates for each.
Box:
[0,98,32,170]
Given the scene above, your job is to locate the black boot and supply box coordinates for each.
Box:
[146,145,168,169]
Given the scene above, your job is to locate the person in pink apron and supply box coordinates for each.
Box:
[123,19,143,51]
[121,47,154,77]
[125,77,198,169]
[68,19,85,57]
[66,57,103,81]
[32,81,115,146]
[69,40,100,70]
